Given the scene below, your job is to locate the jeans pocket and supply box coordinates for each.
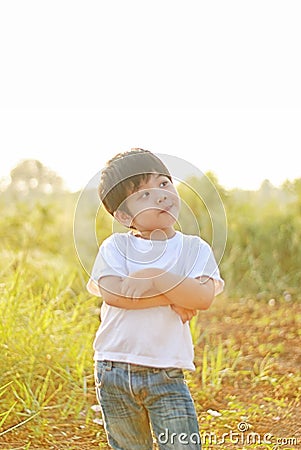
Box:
[95,361,107,389]
[163,368,185,381]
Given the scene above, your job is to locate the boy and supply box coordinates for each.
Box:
[87,148,224,449]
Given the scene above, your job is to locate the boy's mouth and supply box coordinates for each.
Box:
[159,204,173,213]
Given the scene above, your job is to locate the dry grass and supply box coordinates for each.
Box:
[1,294,300,450]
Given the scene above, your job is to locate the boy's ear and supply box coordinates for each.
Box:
[113,209,133,227]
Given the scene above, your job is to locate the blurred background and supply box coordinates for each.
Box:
[1,1,300,447]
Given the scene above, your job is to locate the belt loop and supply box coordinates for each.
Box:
[105,360,112,371]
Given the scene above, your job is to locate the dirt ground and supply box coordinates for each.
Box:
[1,296,300,449]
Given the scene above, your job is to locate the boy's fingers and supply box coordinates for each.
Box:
[132,289,140,300]
[120,281,128,296]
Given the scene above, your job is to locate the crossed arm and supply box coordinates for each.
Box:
[88,268,215,322]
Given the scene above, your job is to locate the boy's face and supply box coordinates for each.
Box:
[116,174,180,238]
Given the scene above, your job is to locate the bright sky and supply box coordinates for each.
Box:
[1,0,300,192]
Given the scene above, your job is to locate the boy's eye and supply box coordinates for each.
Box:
[160,181,169,187]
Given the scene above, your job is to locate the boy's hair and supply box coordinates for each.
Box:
[98,148,172,216]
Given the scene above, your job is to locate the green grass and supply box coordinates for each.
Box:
[1,194,300,448]
[2,261,299,449]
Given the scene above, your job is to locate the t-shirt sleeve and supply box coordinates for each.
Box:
[188,238,224,296]
[86,234,128,296]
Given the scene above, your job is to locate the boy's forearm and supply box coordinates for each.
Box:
[104,291,171,310]
[133,268,215,310]
[157,273,214,310]
[99,276,171,310]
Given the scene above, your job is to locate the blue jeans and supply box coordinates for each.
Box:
[94,360,201,450]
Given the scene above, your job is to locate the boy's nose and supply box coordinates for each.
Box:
[156,194,167,204]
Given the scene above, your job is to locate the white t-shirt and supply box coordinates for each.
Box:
[87,231,224,370]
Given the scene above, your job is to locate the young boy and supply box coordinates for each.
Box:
[87,148,224,449]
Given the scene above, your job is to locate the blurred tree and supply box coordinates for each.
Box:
[282,177,301,213]
[7,159,65,195]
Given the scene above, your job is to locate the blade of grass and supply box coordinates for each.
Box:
[0,411,40,437]
[0,401,17,428]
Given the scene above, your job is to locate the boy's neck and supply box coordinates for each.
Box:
[133,228,176,241]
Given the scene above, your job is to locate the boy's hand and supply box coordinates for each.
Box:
[120,268,163,300]
[120,272,154,300]
[171,305,197,323]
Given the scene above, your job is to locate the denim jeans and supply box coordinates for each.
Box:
[95,360,201,450]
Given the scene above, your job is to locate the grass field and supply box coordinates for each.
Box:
[1,181,300,449]
[1,273,300,449]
